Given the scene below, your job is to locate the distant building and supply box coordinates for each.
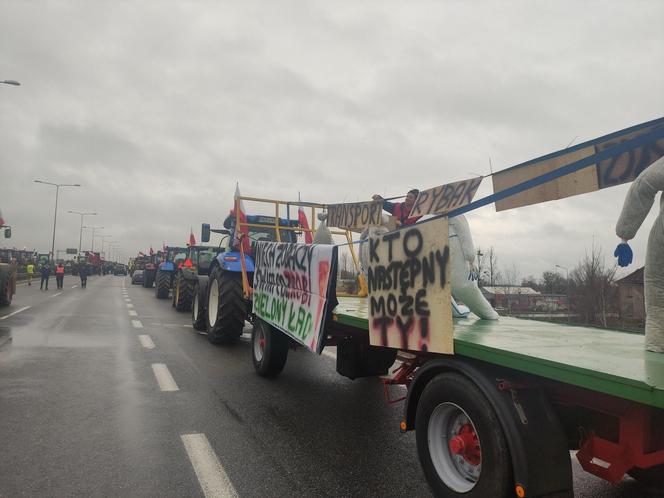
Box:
[481,286,541,313]
[616,267,645,323]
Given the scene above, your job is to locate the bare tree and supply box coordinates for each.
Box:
[570,243,617,327]
[503,263,520,315]
[541,271,567,294]
[477,246,501,286]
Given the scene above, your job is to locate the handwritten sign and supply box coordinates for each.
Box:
[492,118,664,212]
[410,177,483,217]
[367,217,453,354]
[326,200,383,230]
[253,241,337,353]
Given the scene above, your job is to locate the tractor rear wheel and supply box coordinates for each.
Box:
[155,270,170,299]
[174,273,194,312]
[206,268,246,344]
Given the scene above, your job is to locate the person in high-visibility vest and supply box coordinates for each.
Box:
[26,261,35,286]
[55,263,65,289]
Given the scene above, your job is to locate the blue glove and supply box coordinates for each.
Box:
[614,242,633,267]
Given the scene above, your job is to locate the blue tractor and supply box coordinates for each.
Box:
[192,214,299,344]
[154,246,190,299]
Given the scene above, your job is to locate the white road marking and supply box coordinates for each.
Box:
[151,363,179,392]
[71,285,78,288]
[50,292,63,297]
[182,324,193,328]
[128,310,138,316]
[138,334,155,349]
[0,306,31,320]
[131,320,143,329]
[181,433,238,498]
[126,303,134,308]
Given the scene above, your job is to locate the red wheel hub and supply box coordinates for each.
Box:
[449,423,481,465]
[259,338,266,349]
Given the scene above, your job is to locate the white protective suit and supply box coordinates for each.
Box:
[616,156,664,353]
[358,215,499,320]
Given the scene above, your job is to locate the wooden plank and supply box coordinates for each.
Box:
[492,146,598,211]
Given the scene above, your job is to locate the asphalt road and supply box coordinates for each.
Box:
[0,274,661,497]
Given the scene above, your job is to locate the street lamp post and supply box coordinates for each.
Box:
[84,225,104,253]
[0,80,20,86]
[99,235,112,260]
[68,211,97,260]
[34,180,81,261]
[555,264,570,322]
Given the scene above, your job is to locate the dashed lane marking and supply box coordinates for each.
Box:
[138,334,155,349]
[151,363,179,392]
[128,310,138,316]
[131,320,143,329]
[126,303,134,309]
[71,285,78,288]
[0,306,31,320]
[181,433,238,498]
[51,292,63,297]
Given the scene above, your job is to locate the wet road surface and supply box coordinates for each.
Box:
[0,275,661,497]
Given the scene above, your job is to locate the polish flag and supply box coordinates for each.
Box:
[189,227,196,246]
[298,193,312,244]
[0,209,5,227]
[234,183,251,255]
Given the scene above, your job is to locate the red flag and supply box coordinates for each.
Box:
[234,183,251,255]
[189,227,196,246]
[298,194,312,244]
[138,251,145,256]
[0,209,5,227]
[149,246,154,256]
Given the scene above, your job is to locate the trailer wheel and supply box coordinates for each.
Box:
[415,372,511,498]
[174,274,194,312]
[206,268,246,344]
[629,464,664,490]
[192,286,206,331]
[252,319,289,377]
[155,270,170,299]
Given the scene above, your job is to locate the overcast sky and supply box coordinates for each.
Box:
[1,1,663,280]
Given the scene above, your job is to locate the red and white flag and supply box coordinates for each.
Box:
[298,193,313,244]
[0,209,5,227]
[189,227,196,246]
[234,183,251,255]
[138,251,145,257]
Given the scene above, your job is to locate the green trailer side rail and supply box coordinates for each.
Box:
[332,297,664,409]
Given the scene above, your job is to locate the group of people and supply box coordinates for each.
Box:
[26,261,90,290]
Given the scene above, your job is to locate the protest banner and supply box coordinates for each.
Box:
[366,217,453,354]
[326,200,383,230]
[492,117,664,211]
[253,241,337,353]
[409,177,483,217]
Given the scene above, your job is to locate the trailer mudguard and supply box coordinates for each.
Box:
[405,357,573,498]
[158,261,175,272]
[216,251,254,272]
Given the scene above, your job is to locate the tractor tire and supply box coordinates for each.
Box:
[0,269,12,307]
[252,319,289,377]
[629,464,664,491]
[206,268,247,344]
[192,277,208,332]
[415,372,512,498]
[174,274,194,312]
[155,270,170,299]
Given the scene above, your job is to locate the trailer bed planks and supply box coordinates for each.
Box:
[332,297,664,409]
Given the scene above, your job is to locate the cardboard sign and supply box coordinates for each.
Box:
[326,200,383,230]
[410,177,483,217]
[366,217,453,354]
[492,118,664,211]
[253,241,337,353]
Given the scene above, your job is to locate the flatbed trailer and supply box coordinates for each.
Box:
[319,296,664,497]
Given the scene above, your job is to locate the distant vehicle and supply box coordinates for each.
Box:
[131,269,144,285]
[114,265,128,276]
